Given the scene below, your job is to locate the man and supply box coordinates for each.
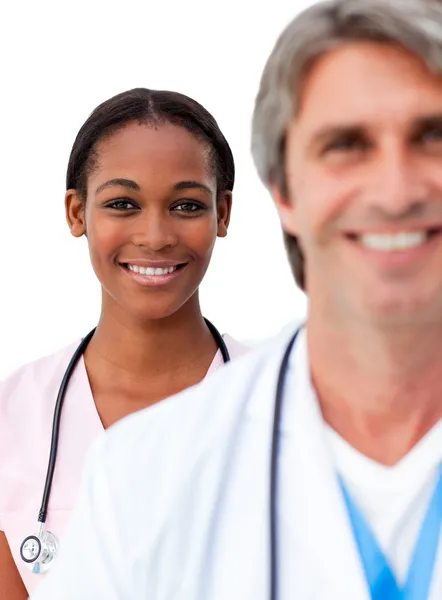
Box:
[32,0,442,598]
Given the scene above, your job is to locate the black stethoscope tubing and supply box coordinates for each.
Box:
[31,313,300,597]
[270,327,301,600]
[38,328,95,524]
[37,318,230,527]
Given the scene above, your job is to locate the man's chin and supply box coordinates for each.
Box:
[355,291,442,327]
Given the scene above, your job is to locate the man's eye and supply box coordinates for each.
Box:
[324,137,367,153]
[419,127,442,144]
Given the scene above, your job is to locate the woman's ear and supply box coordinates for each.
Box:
[216,190,232,238]
[65,190,86,237]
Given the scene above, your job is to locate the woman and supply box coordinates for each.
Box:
[0,88,247,597]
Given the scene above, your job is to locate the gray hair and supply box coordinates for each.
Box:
[251,0,442,289]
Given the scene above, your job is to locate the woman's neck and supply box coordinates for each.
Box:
[84,296,218,384]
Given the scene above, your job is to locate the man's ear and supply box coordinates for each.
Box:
[216,190,232,238]
[269,181,299,237]
[65,190,86,237]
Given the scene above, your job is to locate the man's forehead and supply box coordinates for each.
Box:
[294,41,442,132]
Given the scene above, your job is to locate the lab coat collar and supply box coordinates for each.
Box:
[246,325,371,598]
[287,329,370,598]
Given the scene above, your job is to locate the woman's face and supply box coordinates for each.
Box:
[66,121,231,321]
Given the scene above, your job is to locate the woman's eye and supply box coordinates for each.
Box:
[106,199,138,211]
[173,202,205,213]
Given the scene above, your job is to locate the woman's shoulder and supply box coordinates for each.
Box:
[0,340,88,578]
[0,340,80,418]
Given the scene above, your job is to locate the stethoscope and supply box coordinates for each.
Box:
[269,327,300,600]
[19,318,230,575]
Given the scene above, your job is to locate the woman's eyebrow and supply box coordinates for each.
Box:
[173,180,213,194]
[95,178,140,195]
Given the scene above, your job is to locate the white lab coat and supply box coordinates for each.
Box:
[31,327,442,599]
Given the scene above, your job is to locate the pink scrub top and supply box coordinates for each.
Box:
[0,334,247,595]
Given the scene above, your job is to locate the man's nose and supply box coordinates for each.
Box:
[370,142,430,219]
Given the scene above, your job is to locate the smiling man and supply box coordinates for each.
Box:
[32,1,442,599]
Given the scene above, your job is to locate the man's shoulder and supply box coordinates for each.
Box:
[107,340,272,442]
[77,325,301,574]
[99,326,298,477]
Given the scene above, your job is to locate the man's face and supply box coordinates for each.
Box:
[275,42,442,325]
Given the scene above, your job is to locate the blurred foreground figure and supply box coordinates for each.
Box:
[32,1,442,598]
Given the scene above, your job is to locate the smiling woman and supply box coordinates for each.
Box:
[0,88,248,598]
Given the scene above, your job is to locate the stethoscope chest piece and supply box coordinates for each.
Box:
[18,321,228,576]
[20,528,59,573]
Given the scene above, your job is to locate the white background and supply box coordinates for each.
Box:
[0,0,310,378]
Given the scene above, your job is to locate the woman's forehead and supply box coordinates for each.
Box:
[89,122,216,191]
[97,121,206,159]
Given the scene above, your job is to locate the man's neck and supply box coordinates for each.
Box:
[307,317,442,466]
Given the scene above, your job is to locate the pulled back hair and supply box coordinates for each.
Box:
[66,88,235,201]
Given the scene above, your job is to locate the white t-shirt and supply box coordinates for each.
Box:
[326,420,442,584]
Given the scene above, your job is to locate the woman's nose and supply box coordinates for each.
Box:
[131,212,178,251]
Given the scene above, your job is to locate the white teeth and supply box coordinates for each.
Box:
[359,231,427,251]
[127,265,177,275]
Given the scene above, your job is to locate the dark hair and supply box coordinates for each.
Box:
[66,88,235,201]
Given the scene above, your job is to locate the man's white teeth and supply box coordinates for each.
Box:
[359,231,427,251]
[127,265,177,275]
